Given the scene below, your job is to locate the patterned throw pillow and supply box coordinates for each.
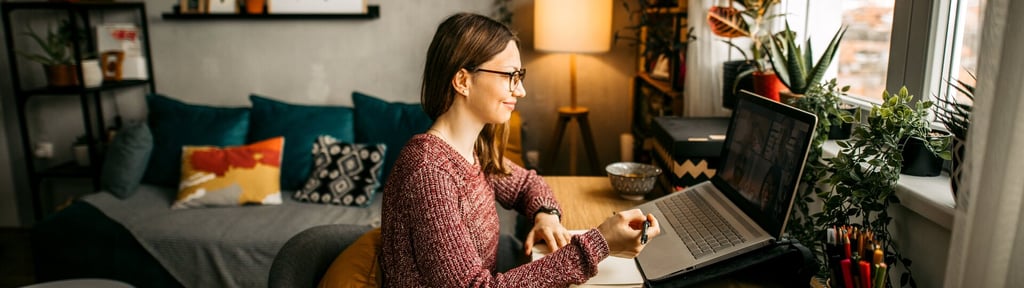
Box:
[173,137,284,209]
[295,135,385,207]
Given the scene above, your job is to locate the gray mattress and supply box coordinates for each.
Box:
[82,184,382,288]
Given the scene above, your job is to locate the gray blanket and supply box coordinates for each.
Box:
[82,184,382,288]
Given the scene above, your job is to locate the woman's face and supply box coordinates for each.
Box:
[466,40,526,124]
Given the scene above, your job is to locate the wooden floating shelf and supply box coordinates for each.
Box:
[161,5,379,20]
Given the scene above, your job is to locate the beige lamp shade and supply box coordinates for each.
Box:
[534,0,613,53]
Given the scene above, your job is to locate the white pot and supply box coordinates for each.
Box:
[80,59,103,88]
[73,145,90,166]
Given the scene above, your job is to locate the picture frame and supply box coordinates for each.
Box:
[208,0,239,14]
[179,0,197,13]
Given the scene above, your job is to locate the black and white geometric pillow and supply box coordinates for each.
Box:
[294,135,386,207]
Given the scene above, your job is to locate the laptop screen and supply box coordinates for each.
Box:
[714,90,817,238]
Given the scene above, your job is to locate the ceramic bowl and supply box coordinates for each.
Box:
[605,162,662,200]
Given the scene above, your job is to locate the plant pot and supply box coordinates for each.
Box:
[752,71,782,102]
[779,90,803,106]
[828,105,858,140]
[73,144,90,166]
[901,130,952,177]
[245,0,265,14]
[80,59,104,88]
[722,60,755,109]
[44,64,79,87]
[950,137,967,200]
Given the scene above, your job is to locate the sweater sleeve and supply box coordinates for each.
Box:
[393,164,609,287]
[490,159,560,222]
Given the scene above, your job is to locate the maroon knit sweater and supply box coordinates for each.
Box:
[381,134,610,287]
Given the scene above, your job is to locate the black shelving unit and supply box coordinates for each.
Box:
[161,4,380,20]
[2,2,156,220]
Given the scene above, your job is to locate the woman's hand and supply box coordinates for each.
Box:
[524,213,572,255]
[597,209,661,258]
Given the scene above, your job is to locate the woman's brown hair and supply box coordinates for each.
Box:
[421,13,519,175]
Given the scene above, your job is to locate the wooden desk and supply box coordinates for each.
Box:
[543,176,646,230]
[542,176,809,287]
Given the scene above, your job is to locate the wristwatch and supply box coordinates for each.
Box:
[535,206,561,221]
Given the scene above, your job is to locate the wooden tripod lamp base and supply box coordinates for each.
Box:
[546,106,600,175]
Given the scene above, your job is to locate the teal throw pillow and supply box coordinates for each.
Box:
[248,95,355,191]
[143,94,250,187]
[352,91,432,183]
[101,123,153,199]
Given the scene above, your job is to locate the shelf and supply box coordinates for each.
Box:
[161,5,379,20]
[36,161,96,178]
[638,72,681,96]
[19,79,152,97]
[1,2,144,11]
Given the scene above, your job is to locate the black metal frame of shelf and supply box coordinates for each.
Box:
[161,4,379,20]
[2,1,156,220]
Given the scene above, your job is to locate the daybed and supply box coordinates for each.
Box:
[32,92,527,287]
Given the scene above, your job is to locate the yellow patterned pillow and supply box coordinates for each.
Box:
[173,137,284,209]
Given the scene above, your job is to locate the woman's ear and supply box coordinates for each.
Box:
[452,68,471,95]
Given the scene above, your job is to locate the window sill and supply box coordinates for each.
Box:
[822,141,955,229]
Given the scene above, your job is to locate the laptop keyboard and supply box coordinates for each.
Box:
[657,191,746,259]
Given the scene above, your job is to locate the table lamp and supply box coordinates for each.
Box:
[535,0,612,175]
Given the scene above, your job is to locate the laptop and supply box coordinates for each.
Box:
[634,90,817,281]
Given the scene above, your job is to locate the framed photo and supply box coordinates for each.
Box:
[179,0,198,13]
[208,0,239,13]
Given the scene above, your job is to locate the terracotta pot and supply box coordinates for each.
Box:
[44,64,79,87]
[245,0,265,14]
[752,71,782,102]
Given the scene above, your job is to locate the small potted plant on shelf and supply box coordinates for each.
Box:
[614,0,695,90]
[16,19,98,87]
[766,22,847,105]
[816,87,947,287]
[707,0,783,101]
[934,71,975,199]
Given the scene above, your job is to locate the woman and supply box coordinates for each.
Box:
[380,13,660,287]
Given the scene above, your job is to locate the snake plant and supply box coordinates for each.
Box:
[767,22,847,95]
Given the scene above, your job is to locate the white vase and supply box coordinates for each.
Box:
[73,145,90,166]
[80,59,103,88]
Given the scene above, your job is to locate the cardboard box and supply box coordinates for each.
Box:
[269,0,366,14]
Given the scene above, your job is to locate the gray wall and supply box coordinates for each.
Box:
[0,0,638,226]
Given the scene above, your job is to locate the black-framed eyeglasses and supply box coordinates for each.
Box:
[471,68,526,92]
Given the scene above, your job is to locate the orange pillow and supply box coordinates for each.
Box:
[173,137,284,209]
[318,227,382,288]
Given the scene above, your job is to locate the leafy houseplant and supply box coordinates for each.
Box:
[935,72,975,198]
[767,22,847,104]
[708,0,784,101]
[785,79,856,272]
[615,0,694,89]
[816,87,948,287]
[16,19,89,87]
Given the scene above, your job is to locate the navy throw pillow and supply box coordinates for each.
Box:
[295,135,386,207]
[352,91,432,183]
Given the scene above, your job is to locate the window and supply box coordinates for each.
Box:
[943,0,982,103]
[838,0,895,102]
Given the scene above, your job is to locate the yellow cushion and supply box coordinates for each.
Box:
[505,110,525,167]
[172,137,284,209]
[318,228,382,288]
